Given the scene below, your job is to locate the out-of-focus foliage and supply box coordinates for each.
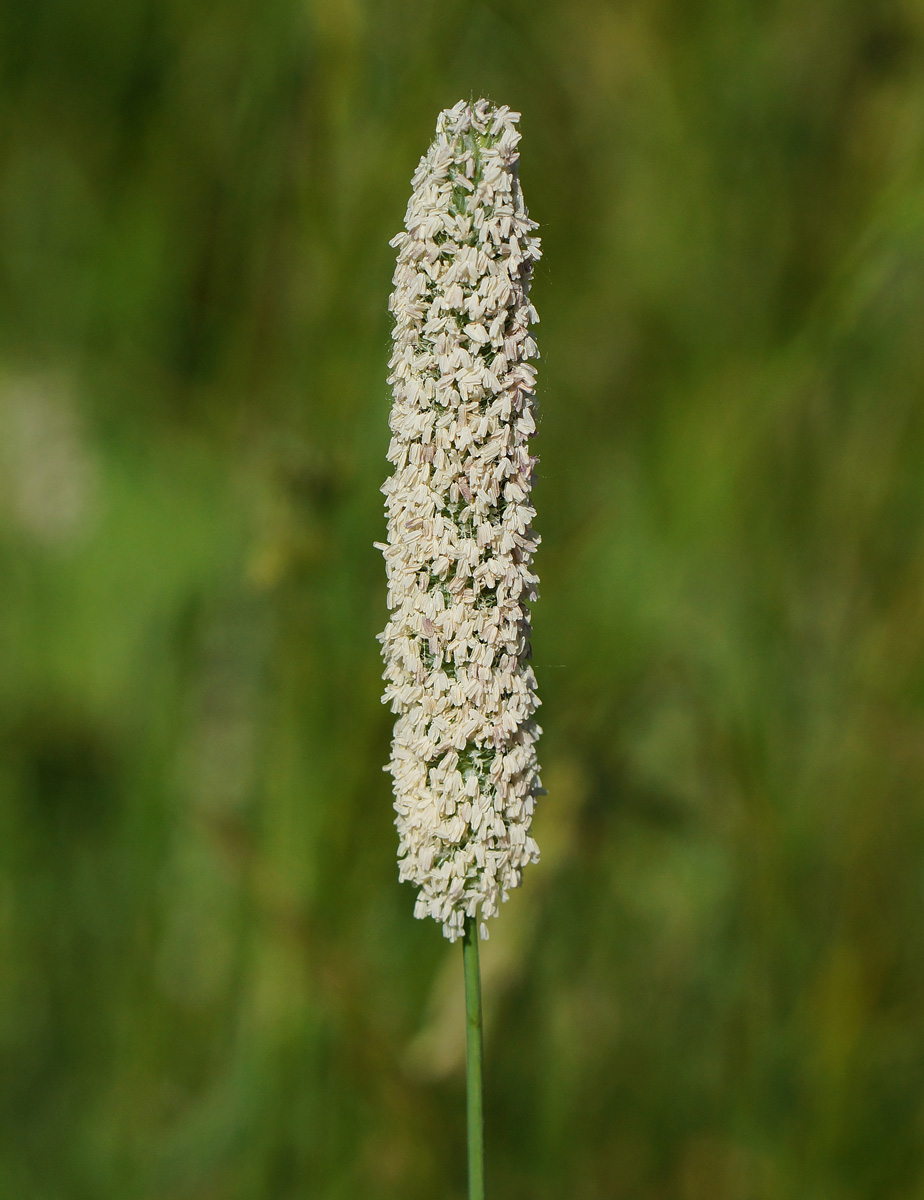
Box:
[2,0,924,1196]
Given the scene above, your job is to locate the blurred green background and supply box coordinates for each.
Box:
[2,0,924,1196]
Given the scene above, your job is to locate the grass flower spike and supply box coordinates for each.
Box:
[379,99,542,943]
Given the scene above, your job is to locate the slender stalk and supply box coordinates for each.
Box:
[463,917,485,1200]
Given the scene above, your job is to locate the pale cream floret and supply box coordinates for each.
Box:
[379,99,543,941]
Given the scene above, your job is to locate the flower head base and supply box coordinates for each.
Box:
[378,99,542,942]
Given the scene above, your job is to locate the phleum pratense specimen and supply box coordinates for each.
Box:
[378,99,543,944]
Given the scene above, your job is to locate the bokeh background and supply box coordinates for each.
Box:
[3,0,924,1196]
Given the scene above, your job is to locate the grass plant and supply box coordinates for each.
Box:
[2,4,924,1197]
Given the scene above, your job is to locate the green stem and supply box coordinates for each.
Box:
[463,917,485,1200]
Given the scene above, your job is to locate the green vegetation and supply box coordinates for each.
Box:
[2,1,924,1197]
